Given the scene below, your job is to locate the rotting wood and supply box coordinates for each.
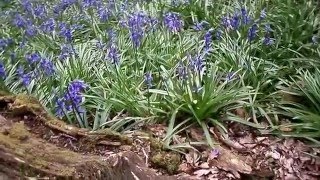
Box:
[0,94,185,180]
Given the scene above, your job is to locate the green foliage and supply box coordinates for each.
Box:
[277,69,320,140]
[0,0,320,148]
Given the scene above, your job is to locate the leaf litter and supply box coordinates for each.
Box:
[146,122,320,179]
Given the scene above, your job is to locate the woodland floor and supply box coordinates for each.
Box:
[0,94,319,180]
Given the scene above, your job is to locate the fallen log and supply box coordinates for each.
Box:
[0,94,183,180]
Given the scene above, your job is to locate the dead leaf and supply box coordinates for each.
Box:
[199,162,210,169]
[208,146,252,175]
[98,140,122,146]
[185,150,201,165]
[279,126,293,132]
[257,137,268,142]
[209,167,219,174]
[189,127,205,141]
[178,163,193,174]
[266,150,281,160]
[235,108,247,118]
[193,169,211,177]
[145,124,167,138]
[207,174,219,180]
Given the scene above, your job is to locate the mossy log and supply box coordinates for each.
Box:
[0,94,184,180]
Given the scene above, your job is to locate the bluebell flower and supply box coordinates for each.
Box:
[120,0,128,12]
[25,25,38,37]
[33,4,47,18]
[59,44,75,60]
[82,0,99,8]
[176,61,187,80]
[226,72,236,82]
[231,13,240,30]
[204,29,213,51]
[241,8,251,25]
[20,0,33,13]
[144,72,153,88]
[68,80,87,95]
[127,12,149,48]
[108,0,116,11]
[96,40,106,50]
[192,21,209,31]
[260,8,267,20]
[210,148,220,159]
[147,16,159,32]
[6,38,13,45]
[66,80,87,110]
[264,24,272,32]
[53,0,77,15]
[248,23,258,41]
[188,54,204,72]
[221,16,231,29]
[0,61,6,79]
[40,58,55,76]
[17,67,32,87]
[19,39,27,49]
[16,66,24,77]
[21,73,32,86]
[0,39,8,51]
[164,12,184,33]
[97,6,110,22]
[107,29,116,43]
[215,28,222,40]
[55,98,67,118]
[71,24,84,31]
[263,36,274,46]
[55,79,88,117]
[59,22,72,42]
[107,45,120,65]
[41,18,55,33]
[26,52,41,64]
[13,14,27,28]
[131,31,144,48]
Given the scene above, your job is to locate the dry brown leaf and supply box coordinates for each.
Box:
[207,176,219,180]
[178,163,193,174]
[145,124,167,138]
[209,167,219,174]
[235,108,247,118]
[257,137,268,142]
[279,126,293,132]
[266,150,281,160]
[98,140,122,146]
[189,127,205,141]
[208,146,252,176]
[193,169,211,177]
[199,162,210,169]
[185,150,201,165]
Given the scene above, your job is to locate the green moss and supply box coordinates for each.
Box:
[0,123,76,177]
[90,128,133,144]
[8,122,30,141]
[149,137,164,151]
[150,151,181,174]
[12,94,44,115]
[0,90,9,96]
